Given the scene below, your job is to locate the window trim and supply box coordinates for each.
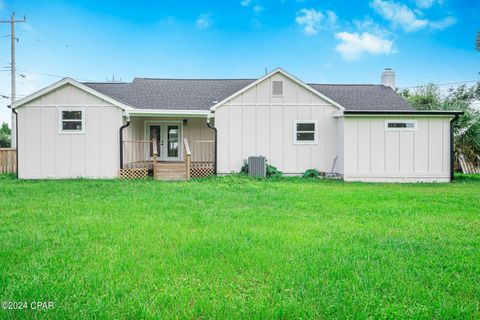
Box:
[384,120,417,131]
[58,107,86,134]
[294,120,318,145]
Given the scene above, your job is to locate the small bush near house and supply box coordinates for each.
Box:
[303,169,320,178]
[240,160,249,174]
[266,164,283,178]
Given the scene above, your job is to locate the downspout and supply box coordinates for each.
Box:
[449,114,460,182]
[119,112,130,170]
[10,106,18,178]
[207,112,217,175]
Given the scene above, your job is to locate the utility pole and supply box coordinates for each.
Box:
[1,12,27,148]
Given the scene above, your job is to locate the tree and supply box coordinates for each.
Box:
[0,122,11,148]
[400,83,480,169]
[477,31,480,51]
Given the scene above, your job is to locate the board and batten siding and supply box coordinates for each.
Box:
[214,73,341,174]
[343,116,452,182]
[17,84,124,179]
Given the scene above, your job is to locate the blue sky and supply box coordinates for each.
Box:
[0,0,479,124]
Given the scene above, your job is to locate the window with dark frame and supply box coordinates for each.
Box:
[385,120,416,130]
[295,121,317,143]
[60,109,84,133]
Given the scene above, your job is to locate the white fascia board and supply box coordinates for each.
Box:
[342,113,456,119]
[11,77,134,111]
[209,67,345,112]
[127,109,209,117]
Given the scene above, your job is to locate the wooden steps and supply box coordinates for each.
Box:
[153,162,188,180]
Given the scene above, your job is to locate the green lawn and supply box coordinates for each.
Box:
[0,174,479,319]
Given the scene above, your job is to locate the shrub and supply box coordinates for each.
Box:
[303,169,320,178]
[266,164,283,178]
[240,160,249,174]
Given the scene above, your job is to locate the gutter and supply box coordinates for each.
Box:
[207,112,217,175]
[450,114,462,182]
[343,110,464,116]
[119,113,131,170]
[9,106,18,178]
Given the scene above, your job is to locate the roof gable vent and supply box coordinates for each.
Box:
[272,80,283,96]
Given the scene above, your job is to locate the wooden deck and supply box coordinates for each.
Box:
[120,139,214,180]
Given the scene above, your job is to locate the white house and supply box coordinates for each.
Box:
[11,68,462,182]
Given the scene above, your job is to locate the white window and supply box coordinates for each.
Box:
[272,80,283,96]
[294,120,317,144]
[385,120,417,131]
[59,107,85,134]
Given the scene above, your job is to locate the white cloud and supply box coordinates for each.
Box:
[371,0,428,32]
[429,16,457,30]
[242,1,265,14]
[295,8,337,35]
[353,17,392,37]
[196,14,213,30]
[335,31,394,61]
[326,10,338,26]
[253,5,264,13]
[371,0,455,32]
[415,0,444,9]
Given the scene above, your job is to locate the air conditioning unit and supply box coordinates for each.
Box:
[248,156,266,178]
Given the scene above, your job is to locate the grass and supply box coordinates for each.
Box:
[0,174,479,319]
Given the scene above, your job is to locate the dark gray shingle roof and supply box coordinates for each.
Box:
[84,78,256,110]
[309,84,414,111]
[83,78,413,111]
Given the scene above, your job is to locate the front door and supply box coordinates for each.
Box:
[147,122,182,161]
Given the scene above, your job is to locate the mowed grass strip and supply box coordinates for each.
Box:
[0,174,479,319]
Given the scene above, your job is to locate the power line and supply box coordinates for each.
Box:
[17,73,42,89]
[15,69,99,82]
[398,79,480,90]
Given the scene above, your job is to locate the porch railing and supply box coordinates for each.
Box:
[189,140,215,178]
[121,140,150,169]
[121,139,215,179]
[184,139,191,180]
[189,140,214,164]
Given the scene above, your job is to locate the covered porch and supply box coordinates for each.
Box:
[119,111,215,180]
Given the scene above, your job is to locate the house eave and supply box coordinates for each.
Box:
[342,110,464,117]
[11,77,134,111]
[127,109,210,117]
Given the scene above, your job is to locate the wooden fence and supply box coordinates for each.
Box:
[0,148,16,174]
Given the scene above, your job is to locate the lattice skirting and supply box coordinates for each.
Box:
[191,162,215,179]
[119,168,149,180]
